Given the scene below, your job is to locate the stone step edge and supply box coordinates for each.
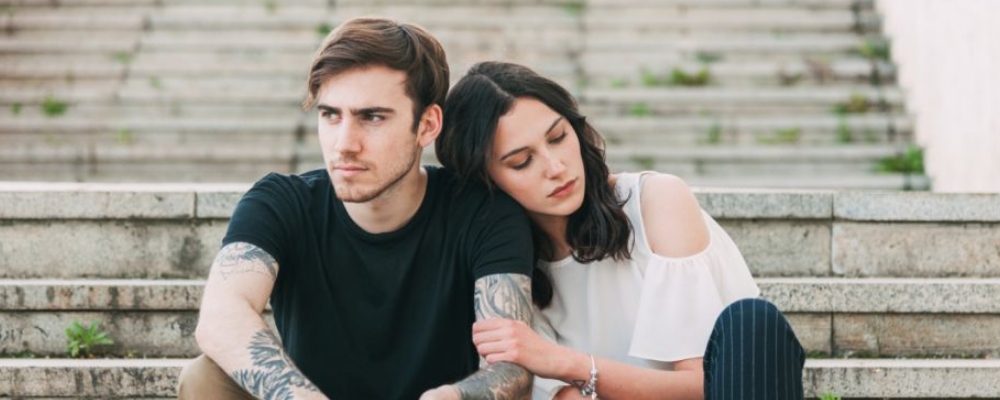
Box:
[1,359,999,398]
[1,187,998,222]
[3,278,1000,313]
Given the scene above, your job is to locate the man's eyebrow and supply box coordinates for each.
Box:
[317,104,337,113]
[350,107,395,115]
[498,116,564,162]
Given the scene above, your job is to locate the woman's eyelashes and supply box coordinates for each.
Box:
[509,131,569,170]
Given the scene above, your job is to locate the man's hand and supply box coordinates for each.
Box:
[420,385,461,400]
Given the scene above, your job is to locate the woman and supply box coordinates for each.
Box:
[436,62,805,400]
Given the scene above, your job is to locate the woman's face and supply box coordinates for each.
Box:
[487,97,586,219]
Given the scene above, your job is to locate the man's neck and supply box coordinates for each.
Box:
[343,167,428,234]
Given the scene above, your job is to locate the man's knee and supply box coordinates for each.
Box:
[177,355,252,400]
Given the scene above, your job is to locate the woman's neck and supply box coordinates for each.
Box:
[530,213,573,261]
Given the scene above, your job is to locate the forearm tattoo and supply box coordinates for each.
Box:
[455,274,534,400]
[228,329,322,400]
[213,242,278,281]
[454,362,533,400]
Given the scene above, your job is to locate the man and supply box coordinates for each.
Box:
[177,17,535,400]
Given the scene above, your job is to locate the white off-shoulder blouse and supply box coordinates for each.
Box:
[531,172,760,400]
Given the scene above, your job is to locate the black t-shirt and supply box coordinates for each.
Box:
[222,166,533,400]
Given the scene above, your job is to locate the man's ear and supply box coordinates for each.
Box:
[416,104,442,148]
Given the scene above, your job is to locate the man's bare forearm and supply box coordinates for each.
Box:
[197,242,325,400]
[227,329,323,400]
[451,273,534,400]
[453,362,532,400]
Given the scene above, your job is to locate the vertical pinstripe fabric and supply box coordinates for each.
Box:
[702,298,805,400]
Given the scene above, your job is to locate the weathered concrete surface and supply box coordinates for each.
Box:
[4,359,999,398]
[802,359,1000,398]
[695,190,832,219]
[785,313,831,355]
[0,311,276,357]
[0,359,185,398]
[0,221,226,279]
[835,191,1000,222]
[832,222,1000,277]
[0,280,203,310]
[833,314,1000,358]
[0,189,193,219]
[719,220,830,277]
[760,278,1000,313]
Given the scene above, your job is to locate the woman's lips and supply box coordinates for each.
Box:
[549,178,577,198]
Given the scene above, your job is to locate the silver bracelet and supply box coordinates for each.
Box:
[579,354,598,399]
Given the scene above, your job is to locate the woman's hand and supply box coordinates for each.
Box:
[472,318,578,379]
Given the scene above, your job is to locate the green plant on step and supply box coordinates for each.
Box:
[669,67,711,87]
[876,145,924,174]
[858,38,891,61]
[863,128,878,143]
[820,393,842,400]
[629,102,651,117]
[705,120,722,145]
[631,155,654,170]
[112,51,132,65]
[11,102,21,116]
[41,96,68,117]
[65,321,114,358]
[836,117,853,143]
[149,76,163,89]
[609,78,628,89]
[640,69,662,87]
[833,93,871,114]
[758,127,801,145]
[116,128,134,145]
[695,51,722,64]
[263,0,277,14]
[316,22,333,37]
[563,2,585,16]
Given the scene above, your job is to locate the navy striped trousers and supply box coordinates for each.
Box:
[703,298,805,400]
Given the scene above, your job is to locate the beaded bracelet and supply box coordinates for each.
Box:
[578,354,598,399]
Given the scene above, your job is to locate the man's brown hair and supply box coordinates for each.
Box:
[302,17,449,130]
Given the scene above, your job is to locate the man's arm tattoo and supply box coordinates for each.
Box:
[213,242,278,280]
[228,329,322,400]
[454,362,532,400]
[455,274,534,400]
[473,274,532,322]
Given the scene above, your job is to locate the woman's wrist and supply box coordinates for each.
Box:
[554,347,592,383]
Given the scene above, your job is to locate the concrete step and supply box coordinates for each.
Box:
[583,8,875,33]
[1,187,997,280]
[591,115,911,146]
[585,34,881,60]
[1,278,998,359]
[580,87,904,116]
[681,174,927,190]
[1,358,998,398]
[583,58,896,88]
[602,144,907,175]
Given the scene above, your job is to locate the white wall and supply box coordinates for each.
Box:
[877,0,1000,192]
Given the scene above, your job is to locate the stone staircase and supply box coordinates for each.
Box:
[0,0,925,189]
[1,184,999,398]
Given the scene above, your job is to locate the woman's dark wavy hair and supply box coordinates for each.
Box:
[436,61,632,309]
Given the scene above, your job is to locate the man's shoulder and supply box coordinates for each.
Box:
[247,169,328,199]
[426,166,526,222]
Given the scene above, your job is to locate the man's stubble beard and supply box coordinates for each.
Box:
[333,145,421,203]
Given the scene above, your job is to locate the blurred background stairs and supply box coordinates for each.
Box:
[0,0,927,189]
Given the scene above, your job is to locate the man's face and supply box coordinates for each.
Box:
[316,66,423,203]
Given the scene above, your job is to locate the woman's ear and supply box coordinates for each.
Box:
[416,104,442,148]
